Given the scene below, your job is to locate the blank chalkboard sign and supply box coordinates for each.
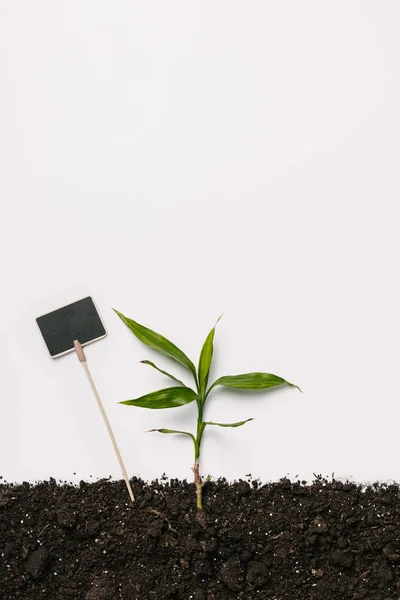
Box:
[36,296,107,357]
[36,296,134,501]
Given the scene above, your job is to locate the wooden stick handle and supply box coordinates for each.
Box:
[74,340,135,503]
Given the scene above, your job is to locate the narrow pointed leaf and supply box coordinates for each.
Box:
[148,428,195,443]
[198,315,222,398]
[204,418,254,428]
[208,372,301,393]
[114,309,196,378]
[120,386,197,409]
[140,360,184,385]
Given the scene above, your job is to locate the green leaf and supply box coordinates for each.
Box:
[140,360,184,385]
[208,372,301,394]
[198,316,221,398]
[120,386,197,409]
[114,309,196,379]
[204,418,254,428]
[148,428,195,443]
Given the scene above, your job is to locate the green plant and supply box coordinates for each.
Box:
[114,310,300,513]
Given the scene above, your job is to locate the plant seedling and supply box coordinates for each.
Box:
[114,310,300,513]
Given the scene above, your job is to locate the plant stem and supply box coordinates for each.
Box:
[193,398,206,511]
[193,461,203,510]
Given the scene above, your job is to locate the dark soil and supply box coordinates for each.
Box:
[1,476,400,599]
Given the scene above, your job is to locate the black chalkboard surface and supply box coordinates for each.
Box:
[36,296,107,357]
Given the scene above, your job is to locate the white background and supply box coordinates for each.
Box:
[1,1,400,487]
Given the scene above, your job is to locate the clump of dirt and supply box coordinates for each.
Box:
[1,476,400,599]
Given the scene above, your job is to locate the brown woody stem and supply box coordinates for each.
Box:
[193,461,203,510]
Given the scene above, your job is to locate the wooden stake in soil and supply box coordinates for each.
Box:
[36,296,134,503]
[74,340,134,503]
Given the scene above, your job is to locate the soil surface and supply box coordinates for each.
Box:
[1,476,400,599]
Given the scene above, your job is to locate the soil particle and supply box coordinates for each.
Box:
[85,579,115,600]
[195,558,213,577]
[0,489,12,507]
[246,560,270,587]
[240,548,253,562]
[25,546,50,579]
[219,556,244,591]
[337,535,349,548]
[331,549,354,569]
[4,541,21,559]
[312,568,324,578]
[236,480,251,496]
[57,508,77,528]
[86,520,101,536]
[309,516,328,533]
